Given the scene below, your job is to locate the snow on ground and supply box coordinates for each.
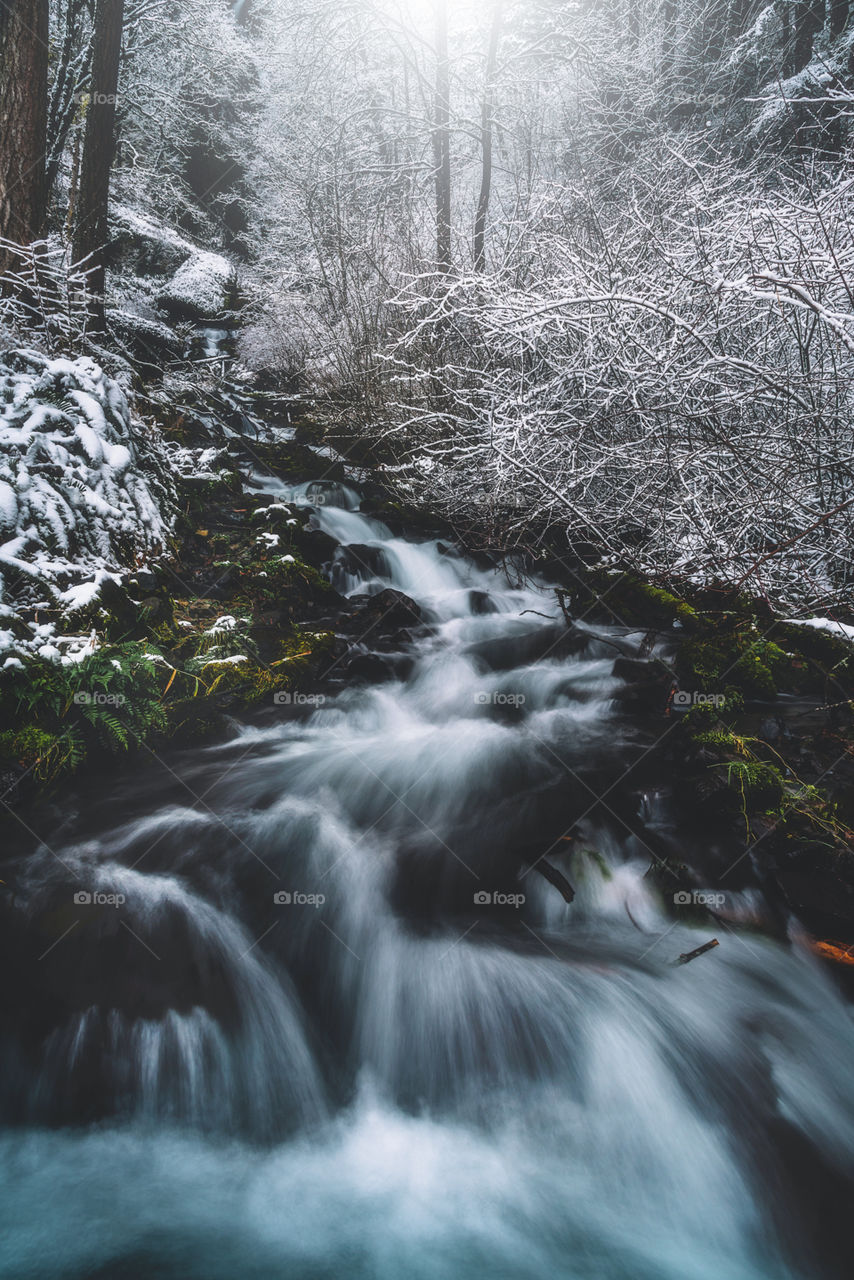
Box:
[0,349,173,662]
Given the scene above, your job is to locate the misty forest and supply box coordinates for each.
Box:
[2,0,854,1276]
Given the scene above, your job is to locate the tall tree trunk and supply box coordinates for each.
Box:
[73,0,124,329]
[660,0,678,83]
[828,0,849,37]
[473,0,502,274]
[432,0,451,275]
[0,0,49,278]
[46,1,95,200]
[789,0,825,74]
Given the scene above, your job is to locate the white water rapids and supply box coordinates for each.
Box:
[1,478,853,1279]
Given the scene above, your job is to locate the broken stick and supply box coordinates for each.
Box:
[677,938,719,965]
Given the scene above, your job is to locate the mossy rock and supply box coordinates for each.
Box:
[770,621,852,666]
[677,624,789,699]
[241,555,334,608]
[576,571,699,630]
[181,470,242,512]
[766,621,854,697]
[714,757,786,814]
[198,657,281,701]
[245,441,347,484]
[0,726,79,783]
[273,627,335,668]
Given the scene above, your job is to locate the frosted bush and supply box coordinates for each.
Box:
[0,350,174,659]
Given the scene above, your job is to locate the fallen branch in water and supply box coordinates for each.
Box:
[809,938,854,966]
[625,901,646,933]
[529,859,576,904]
[677,938,719,965]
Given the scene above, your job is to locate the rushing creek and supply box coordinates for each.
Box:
[1,467,854,1280]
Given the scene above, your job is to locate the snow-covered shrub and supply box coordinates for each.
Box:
[377,156,854,613]
[0,350,174,661]
[237,290,312,384]
[0,237,95,353]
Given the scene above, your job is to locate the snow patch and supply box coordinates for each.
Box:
[786,617,854,642]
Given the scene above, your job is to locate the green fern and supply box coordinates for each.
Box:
[0,641,169,784]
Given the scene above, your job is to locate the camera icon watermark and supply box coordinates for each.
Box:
[272,691,326,707]
[474,691,526,708]
[671,690,725,709]
[74,90,120,106]
[73,691,127,707]
[470,491,526,510]
[287,487,329,507]
[672,92,727,108]
[673,889,726,908]
[273,889,326,907]
[473,890,526,907]
[73,890,126,907]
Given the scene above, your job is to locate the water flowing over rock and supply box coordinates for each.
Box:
[1,473,853,1279]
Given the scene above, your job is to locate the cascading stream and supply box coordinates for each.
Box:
[1,474,853,1279]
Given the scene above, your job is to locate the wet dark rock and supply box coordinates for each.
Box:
[128,570,160,594]
[343,651,415,684]
[0,891,240,1037]
[350,588,424,630]
[464,624,584,673]
[333,543,390,583]
[771,856,854,939]
[468,589,498,615]
[611,657,673,713]
[298,529,338,569]
[138,596,173,626]
[211,564,242,595]
[612,656,654,682]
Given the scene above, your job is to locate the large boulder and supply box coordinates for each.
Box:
[157,250,237,321]
[109,309,184,361]
[349,588,425,629]
[109,206,194,279]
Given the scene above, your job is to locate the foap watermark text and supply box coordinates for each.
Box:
[474,691,526,708]
[273,890,326,907]
[674,890,726,908]
[672,690,725,709]
[474,890,526,908]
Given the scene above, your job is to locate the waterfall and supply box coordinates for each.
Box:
[1,477,853,1279]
